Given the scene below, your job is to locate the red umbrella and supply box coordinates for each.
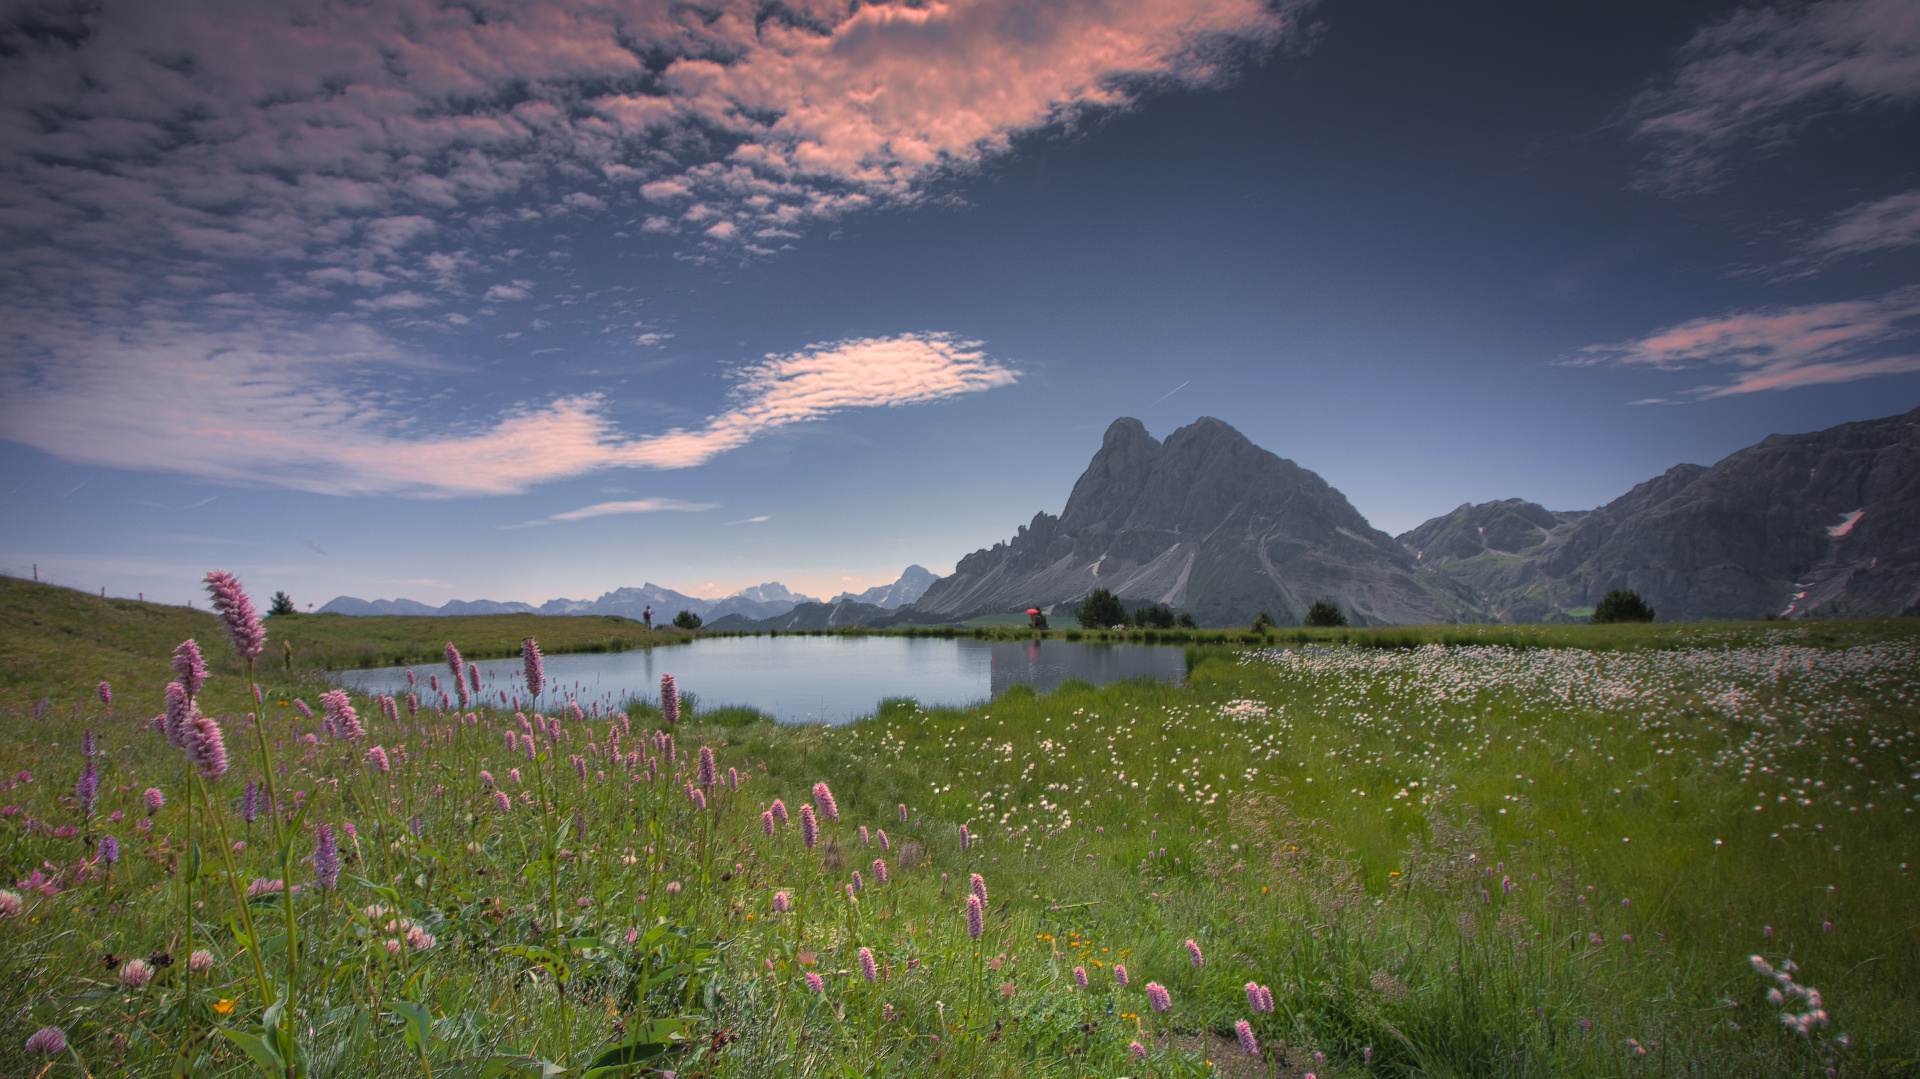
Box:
[1026,608,1040,614]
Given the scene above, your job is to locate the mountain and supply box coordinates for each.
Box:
[832,565,940,609]
[1396,406,1920,621]
[908,417,1482,627]
[706,599,904,632]
[318,581,821,620]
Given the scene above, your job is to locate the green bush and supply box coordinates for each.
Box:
[1250,611,1277,632]
[1075,589,1127,629]
[1304,600,1348,627]
[1590,589,1655,624]
[672,609,703,630]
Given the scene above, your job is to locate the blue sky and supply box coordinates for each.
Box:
[2,0,1917,609]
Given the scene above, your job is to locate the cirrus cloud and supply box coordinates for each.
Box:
[0,327,1018,496]
[1629,0,1920,195]
[1563,286,1920,400]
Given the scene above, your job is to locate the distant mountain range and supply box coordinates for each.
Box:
[832,565,938,609]
[318,570,929,623]
[319,409,1920,628]
[916,408,1919,625]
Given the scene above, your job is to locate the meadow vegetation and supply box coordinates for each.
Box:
[0,573,1915,1077]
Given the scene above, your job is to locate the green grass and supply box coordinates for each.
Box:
[1,577,1916,1077]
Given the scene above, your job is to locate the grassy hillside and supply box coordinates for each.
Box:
[0,577,1914,1077]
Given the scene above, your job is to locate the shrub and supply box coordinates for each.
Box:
[1075,589,1128,629]
[1590,589,1655,624]
[1250,612,1277,632]
[1304,600,1347,628]
[1176,612,1198,629]
[268,591,297,616]
[672,609,704,630]
[1132,604,1176,629]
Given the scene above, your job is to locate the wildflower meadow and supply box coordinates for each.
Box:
[0,572,1915,1077]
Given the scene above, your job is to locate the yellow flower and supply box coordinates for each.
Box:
[214,999,234,1015]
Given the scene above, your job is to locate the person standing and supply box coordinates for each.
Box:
[643,605,653,630]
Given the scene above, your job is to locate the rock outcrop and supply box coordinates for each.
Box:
[1397,406,1920,621]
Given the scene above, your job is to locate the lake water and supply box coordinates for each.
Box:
[331,636,1187,726]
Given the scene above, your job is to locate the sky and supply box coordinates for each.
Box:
[1,0,1917,609]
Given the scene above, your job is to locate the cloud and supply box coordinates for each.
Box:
[484,281,537,302]
[550,499,718,521]
[0,0,1309,318]
[1630,0,1920,194]
[1564,286,1920,398]
[1806,189,1920,258]
[0,325,1018,495]
[728,515,772,525]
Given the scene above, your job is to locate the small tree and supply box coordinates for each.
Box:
[268,591,297,616]
[1304,600,1347,627]
[671,609,703,630]
[1075,589,1128,630]
[1250,612,1277,632]
[1176,612,1198,629]
[1590,589,1655,624]
[1132,604,1176,629]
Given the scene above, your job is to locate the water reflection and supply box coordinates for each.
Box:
[333,635,1185,726]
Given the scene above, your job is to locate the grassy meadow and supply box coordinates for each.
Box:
[0,574,1916,1078]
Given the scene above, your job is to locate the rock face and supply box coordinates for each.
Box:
[833,565,941,609]
[910,417,1481,627]
[1397,406,1920,621]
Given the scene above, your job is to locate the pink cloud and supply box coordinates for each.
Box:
[1631,0,1920,194]
[1806,189,1920,258]
[1566,286,1920,399]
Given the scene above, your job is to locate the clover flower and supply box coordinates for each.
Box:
[1074,966,1089,989]
[144,787,164,815]
[1115,964,1129,987]
[494,791,512,813]
[121,958,154,987]
[805,971,825,994]
[25,1027,65,1056]
[0,891,23,918]
[771,798,788,823]
[189,950,214,973]
[773,890,793,913]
